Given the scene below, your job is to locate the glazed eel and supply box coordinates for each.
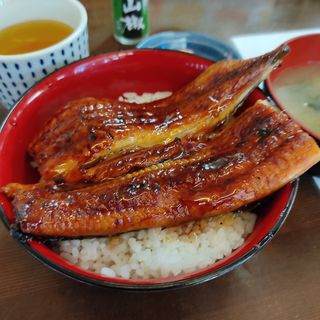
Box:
[28,46,288,184]
[6,100,320,237]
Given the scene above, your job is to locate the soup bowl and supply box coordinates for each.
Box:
[266,33,320,141]
[0,0,89,109]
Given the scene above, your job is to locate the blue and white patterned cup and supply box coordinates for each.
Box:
[0,0,89,109]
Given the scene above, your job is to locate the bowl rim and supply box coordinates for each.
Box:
[0,49,299,290]
[265,33,320,140]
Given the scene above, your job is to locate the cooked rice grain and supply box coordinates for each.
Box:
[57,211,256,279]
[118,91,172,104]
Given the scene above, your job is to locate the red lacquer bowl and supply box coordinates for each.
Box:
[266,33,320,140]
[0,50,298,290]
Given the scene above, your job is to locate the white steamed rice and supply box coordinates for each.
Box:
[57,211,256,279]
[56,92,257,279]
[118,91,172,103]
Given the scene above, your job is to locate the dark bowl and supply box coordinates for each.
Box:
[0,49,298,290]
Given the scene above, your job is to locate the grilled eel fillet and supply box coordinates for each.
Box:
[5,100,320,237]
[28,46,288,184]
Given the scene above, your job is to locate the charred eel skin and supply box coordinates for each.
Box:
[28,46,289,184]
[6,100,320,237]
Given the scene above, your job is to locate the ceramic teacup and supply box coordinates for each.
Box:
[0,0,89,109]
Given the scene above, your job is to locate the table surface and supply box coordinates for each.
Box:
[1,1,319,319]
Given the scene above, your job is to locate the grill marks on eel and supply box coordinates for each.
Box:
[9,100,320,237]
[28,46,289,184]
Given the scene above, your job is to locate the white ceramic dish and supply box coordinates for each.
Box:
[0,0,89,109]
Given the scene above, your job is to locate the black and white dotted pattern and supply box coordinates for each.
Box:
[0,27,89,109]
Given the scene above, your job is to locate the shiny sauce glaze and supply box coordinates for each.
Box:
[10,100,320,237]
[28,48,286,184]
